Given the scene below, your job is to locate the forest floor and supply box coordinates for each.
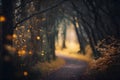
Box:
[42,55,88,80]
[31,47,90,80]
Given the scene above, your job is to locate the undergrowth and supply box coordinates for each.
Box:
[82,36,120,80]
[32,57,65,77]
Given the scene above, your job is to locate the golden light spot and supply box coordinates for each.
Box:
[41,51,44,56]
[13,34,17,39]
[27,29,30,32]
[23,71,28,76]
[19,35,22,37]
[18,50,26,56]
[28,51,32,55]
[0,16,6,22]
[4,45,16,53]
[36,36,40,40]
[41,53,44,56]
[21,50,26,54]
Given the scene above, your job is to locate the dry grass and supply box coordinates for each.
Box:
[32,58,65,77]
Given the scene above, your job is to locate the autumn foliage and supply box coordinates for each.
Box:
[82,36,120,80]
[89,36,120,71]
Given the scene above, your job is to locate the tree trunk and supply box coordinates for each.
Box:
[72,17,86,54]
[1,0,15,80]
[62,19,67,49]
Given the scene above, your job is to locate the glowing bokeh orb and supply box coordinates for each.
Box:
[13,34,17,39]
[18,50,26,56]
[23,71,28,76]
[36,36,40,40]
[0,16,6,22]
[28,51,32,55]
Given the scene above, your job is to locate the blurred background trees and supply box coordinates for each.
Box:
[0,0,120,80]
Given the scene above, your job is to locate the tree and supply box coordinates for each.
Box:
[1,0,16,80]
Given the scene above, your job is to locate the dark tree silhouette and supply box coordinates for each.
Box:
[1,0,120,79]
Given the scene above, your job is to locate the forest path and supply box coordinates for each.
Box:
[43,54,88,80]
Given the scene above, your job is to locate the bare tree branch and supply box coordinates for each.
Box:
[15,0,33,9]
[14,0,66,28]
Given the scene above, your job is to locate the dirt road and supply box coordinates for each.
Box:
[44,56,88,80]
